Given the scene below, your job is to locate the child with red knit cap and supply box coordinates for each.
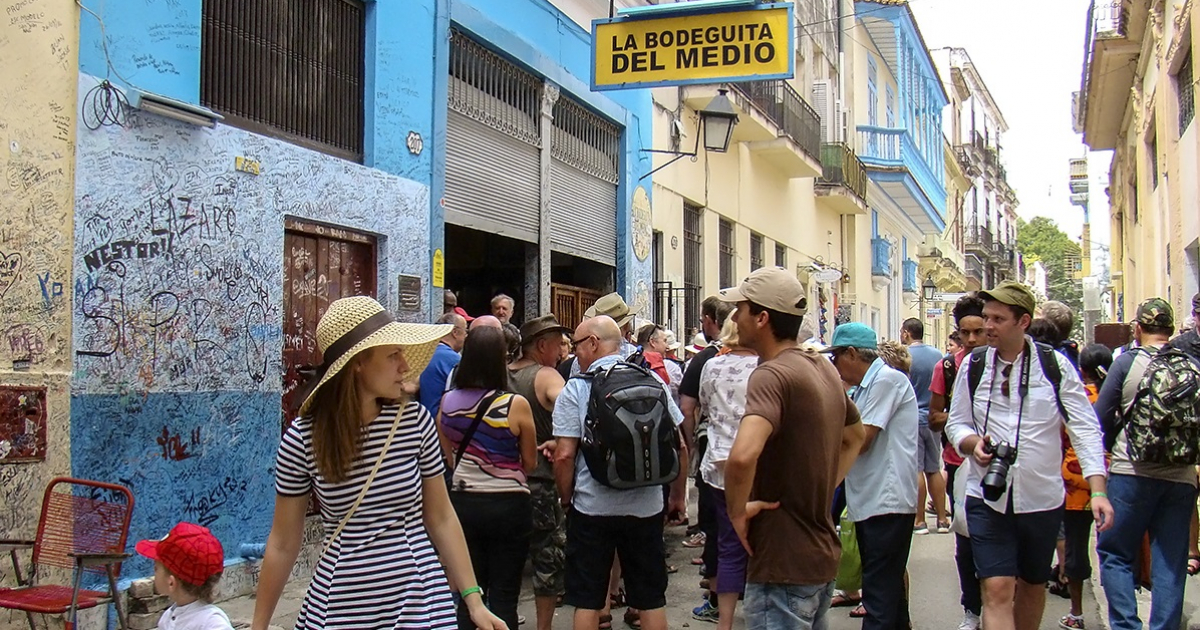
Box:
[135,522,233,630]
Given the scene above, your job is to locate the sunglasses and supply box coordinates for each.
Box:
[1000,364,1013,397]
[571,334,596,351]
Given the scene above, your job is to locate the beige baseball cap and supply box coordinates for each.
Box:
[717,266,808,316]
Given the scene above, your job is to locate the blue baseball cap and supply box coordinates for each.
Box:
[822,322,878,352]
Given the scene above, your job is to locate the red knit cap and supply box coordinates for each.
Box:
[135,522,224,586]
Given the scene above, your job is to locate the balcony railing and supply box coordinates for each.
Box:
[902,259,919,293]
[730,80,822,161]
[965,224,994,252]
[857,125,946,212]
[1077,1,1131,135]
[819,143,868,200]
[871,237,893,278]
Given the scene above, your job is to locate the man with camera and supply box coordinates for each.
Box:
[945,281,1112,630]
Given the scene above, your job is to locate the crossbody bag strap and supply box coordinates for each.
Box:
[452,391,505,473]
[322,410,403,556]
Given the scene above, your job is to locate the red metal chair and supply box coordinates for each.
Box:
[0,477,134,630]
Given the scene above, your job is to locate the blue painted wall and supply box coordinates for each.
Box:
[78,0,201,104]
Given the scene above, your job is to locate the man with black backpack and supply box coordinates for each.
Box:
[945,281,1112,630]
[1095,298,1200,630]
[551,315,685,630]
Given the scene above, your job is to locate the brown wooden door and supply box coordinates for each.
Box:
[281,219,378,428]
[551,283,602,331]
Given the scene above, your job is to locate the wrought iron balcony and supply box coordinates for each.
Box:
[902,259,919,293]
[965,224,993,254]
[730,80,822,161]
[872,237,893,278]
[819,143,868,200]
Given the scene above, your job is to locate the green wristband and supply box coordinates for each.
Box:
[461,586,483,599]
[1091,492,1107,498]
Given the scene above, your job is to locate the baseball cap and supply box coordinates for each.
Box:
[822,322,878,352]
[452,306,474,323]
[1191,292,1200,314]
[978,280,1037,317]
[136,522,224,586]
[717,267,808,316]
[1135,297,1174,328]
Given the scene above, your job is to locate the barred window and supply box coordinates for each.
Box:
[750,233,764,271]
[201,0,366,161]
[1179,50,1195,135]
[684,204,703,327]
[719,219,735,289]
[775,243,786,268]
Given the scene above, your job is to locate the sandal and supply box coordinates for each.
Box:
[609,589,626,609]
[624,608,641,629]
[599,613,613,630]
[830,592,862,608]
[1189,555,1200,576]
[849,604,867,618]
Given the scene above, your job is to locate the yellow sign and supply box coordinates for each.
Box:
[432,249,444,288]
[592,5,793,90]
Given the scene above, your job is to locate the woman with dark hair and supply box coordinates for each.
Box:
[438,326,537,630]
[1079,343,1113,397]
[253,296,506,630]
[1028,318,1063,347]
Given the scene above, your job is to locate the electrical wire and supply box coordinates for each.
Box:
[82,80,129,130]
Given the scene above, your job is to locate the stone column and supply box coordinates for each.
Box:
[534,81,560,316]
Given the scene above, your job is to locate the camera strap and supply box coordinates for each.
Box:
[980,341,1033,450]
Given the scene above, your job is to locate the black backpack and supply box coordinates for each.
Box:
[576,361,680,489]
[966,342,1069,422]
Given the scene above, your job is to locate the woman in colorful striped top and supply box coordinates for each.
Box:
[437,326,537,630]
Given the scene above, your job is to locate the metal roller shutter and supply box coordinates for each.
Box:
[446,110,540,243]
[549,160,617,265]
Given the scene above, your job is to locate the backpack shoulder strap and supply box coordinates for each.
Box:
[1120,347,1155,419]
[966,346,988,404]
[1034,342,1070,422]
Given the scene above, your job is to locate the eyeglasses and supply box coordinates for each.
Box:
[1000,364,1013,397]
[571,334,596,351]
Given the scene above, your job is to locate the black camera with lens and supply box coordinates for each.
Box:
[980,438,1017,502]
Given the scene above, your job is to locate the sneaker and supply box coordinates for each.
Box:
[692,600,719,623]
[958,611,980,630]
[936,520,951,534]
[1059,614,1086,630]
[913,522,930,535]
[682,532,707,548]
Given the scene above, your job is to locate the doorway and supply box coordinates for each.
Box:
[445,223,529,324]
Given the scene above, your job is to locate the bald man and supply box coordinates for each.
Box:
[470,315,503,330]
[552,316,685,630]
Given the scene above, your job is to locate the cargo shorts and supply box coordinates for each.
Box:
[529,478,566,597]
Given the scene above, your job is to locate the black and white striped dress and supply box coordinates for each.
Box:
[276,402,456,629]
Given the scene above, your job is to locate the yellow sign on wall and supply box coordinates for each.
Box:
[432,249,445,288]
[591,4,793,91]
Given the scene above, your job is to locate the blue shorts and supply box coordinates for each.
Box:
[966,496,1063,584]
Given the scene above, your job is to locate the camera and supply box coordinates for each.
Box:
[980,438,1017,502]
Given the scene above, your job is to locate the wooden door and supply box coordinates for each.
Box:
[551,283,602,331]
[281,219,378,428]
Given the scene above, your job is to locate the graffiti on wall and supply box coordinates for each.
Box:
[0,386,47,462]
[72,74,432,573]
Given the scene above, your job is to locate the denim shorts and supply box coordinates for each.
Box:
[744,581,835,630]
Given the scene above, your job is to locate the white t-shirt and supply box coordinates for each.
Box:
[157,601,233,630]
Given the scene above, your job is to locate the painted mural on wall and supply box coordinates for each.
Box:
[71,74,431,575]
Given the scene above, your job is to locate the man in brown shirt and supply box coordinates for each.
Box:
[721,267,865,630]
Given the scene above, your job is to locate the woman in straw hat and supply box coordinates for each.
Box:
[252,296,507,630]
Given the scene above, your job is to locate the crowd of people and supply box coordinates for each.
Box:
[223,271,1200,630]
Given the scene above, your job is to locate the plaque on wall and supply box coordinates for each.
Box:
[397,275,423,313]
[0,386,48,463]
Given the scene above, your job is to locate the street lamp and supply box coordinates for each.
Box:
[641,89,740,179]
[922,275,937,303]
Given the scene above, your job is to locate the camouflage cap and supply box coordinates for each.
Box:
[1192,292,1200,314]
[1136,297,1174,328]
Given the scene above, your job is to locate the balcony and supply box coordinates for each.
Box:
[871,237,893,291]
[966,255,986,290]
[902,259,919,294]
[1078,0,1149,150]
[816,143,869,214]
[965,224,994,257]
[684,80,822,179]
[857,125,947,233]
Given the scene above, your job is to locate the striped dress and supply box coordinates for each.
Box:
[275,402,456,629]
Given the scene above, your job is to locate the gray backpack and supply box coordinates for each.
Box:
[1117,346,1200,465]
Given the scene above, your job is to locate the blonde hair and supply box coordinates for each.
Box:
[877,340,912,374]
[718,318,740,348]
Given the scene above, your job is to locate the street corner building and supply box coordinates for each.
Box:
[0,0,653,606]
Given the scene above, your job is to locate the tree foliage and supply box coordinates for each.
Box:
[1016,217,1083,317]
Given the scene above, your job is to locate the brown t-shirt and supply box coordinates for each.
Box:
[742,346,861,586]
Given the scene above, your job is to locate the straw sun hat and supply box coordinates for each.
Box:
[296,296,452,415]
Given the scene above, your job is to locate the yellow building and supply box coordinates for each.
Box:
[1077,0,1198,320]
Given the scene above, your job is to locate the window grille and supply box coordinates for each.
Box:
[1179,50,1195,134]
[1149,135,1159,189]
[553,95,621,184]
[448,29,540,145]
[719,219,735,289]
[775,243,786,268]
[684,204,703,328]
[201,0,365,161]
[750,233,764,271]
